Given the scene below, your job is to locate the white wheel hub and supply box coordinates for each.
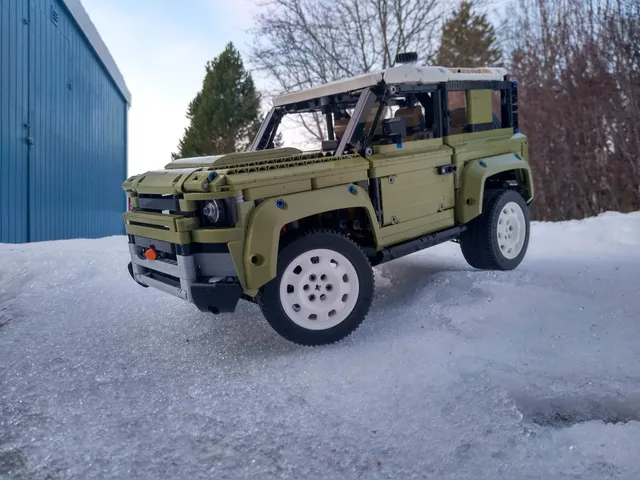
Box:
[279,248,360,330]
[496,201,527,259]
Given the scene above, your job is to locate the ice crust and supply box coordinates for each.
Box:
[1,211,640,479]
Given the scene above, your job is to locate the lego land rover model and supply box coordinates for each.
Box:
[122,54,533,346]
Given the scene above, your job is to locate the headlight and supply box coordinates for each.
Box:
[202,200,222,223]
[200,199,236,227]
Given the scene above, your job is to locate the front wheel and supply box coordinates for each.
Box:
[258,230,374,346]
[459,189,531,270]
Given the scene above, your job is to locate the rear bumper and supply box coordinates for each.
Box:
[127,238,242,314]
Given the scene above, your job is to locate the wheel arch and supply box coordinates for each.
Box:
[456,153,534,224]
[242,184,381,294]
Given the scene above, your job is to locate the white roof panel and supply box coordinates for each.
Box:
[272,71,383,106]
[381,64,449,84]
[272,65,509,106]
[383,65,508,84]
[441,66,509,81]
[60,0,132,105]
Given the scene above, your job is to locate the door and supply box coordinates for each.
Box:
[368,95,456,247]
[369,138,456,247]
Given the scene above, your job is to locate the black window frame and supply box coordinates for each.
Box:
[250,76,519,154]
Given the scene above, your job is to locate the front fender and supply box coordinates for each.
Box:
[456,153,534,224]
[243,184,380,293]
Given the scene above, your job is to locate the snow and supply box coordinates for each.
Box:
[1,211,640,479]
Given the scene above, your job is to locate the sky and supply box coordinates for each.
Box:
[79,0,270,175]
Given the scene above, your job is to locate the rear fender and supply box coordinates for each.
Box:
[243,184,380,293]
[456,153,534,224]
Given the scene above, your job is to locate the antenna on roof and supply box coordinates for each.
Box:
[395,52,418,64]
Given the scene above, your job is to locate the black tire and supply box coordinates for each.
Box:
[257,229,374,346]
[459,189,530,270]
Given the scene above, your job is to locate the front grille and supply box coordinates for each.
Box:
[123,211,197,246]
[137,194,182,212]
[135,194,185,214]
[129,220,170,231]
[129,234,230,259]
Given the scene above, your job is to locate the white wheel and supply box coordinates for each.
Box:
[459,189,530,271]
[496,201,527,259]
[279,249,360,330]
[258,230,374,346]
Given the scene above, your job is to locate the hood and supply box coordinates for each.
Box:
[123,147,307,195]
[163,147,303,170]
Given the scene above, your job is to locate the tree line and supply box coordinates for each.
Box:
[174,0,639,221]
[506,0,639,220]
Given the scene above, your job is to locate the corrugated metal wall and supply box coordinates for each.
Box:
[0,0,127,243]
[0,0,30,243]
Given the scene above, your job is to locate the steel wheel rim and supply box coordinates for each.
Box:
[279,248,360,330]
[496,201,526,260]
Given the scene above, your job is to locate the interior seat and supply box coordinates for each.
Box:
[394,106,424,139]
[449,107,467,135]
[333,118,349,140]
[333,105,388,141]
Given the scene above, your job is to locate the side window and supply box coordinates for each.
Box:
[448,90,503,134]
[369,91,450,145]
[491,91,502,127]
[393,103,426,141]
[448,91,467,135]
[386,93,439,143]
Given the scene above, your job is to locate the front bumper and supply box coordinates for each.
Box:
[127,239,242,314]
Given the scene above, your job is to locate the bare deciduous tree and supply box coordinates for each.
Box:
[249,0,451,141]
[504,0,640,220]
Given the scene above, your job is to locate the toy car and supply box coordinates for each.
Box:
[122,53,533,346]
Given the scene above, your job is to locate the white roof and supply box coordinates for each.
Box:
[273,71,383,107]
[61,0,132,105]
[272,65,508,107]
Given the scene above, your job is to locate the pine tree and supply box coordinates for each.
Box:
[172,43,263,159]
[435,1,502,67]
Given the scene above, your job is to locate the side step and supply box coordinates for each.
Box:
[373,225,466,265]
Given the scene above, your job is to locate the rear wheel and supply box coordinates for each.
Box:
[258,230,374,346]
[459,189,530,270]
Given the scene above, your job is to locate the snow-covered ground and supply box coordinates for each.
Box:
[1,211,640,479]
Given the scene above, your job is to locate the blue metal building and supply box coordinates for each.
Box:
[1,0,131,243]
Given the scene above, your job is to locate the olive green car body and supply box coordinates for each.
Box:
[122,64,533,316]
[123,130,532,293]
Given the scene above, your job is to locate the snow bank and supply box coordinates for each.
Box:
[1,211,640,479]
[530,211,640,252]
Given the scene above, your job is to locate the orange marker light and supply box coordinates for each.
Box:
[145,248,157,261]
